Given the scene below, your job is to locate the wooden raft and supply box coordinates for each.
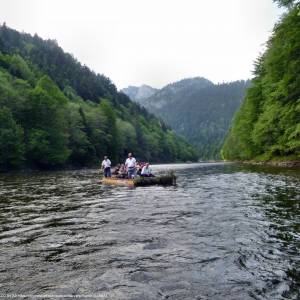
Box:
[101,173,176,187]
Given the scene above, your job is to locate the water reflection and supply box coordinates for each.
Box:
[0,163,299,299]
[250,175,300,300]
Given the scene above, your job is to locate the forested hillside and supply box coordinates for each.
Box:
[124,78,250,160]
[0,25,198,171]
[222,1,300,161]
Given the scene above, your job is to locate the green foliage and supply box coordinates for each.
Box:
[23,76,70,168]
[116,119,138,156]
[274,0,299,8]
[0,25,198,171]
[0,107,24,169]
[99,100,120,161]
[0,52,35,85]
[222,7,300,161]
[66,103,96,166]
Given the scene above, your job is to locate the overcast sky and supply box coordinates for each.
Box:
[1,0,283,89]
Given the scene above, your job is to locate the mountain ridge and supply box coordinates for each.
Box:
[123,77,250,159]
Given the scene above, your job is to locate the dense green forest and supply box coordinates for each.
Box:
[0,25,198,171]
[123,78,250,160]
[222,1,300,161]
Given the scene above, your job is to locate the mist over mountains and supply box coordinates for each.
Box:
[121,85,158,105]
[122,78,251,159]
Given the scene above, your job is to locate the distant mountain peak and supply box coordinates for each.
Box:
[122,77,214,105]
[121,84,158,105]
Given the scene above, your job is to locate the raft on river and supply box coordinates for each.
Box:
[101,173,176,187]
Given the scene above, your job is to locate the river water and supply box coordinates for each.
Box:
[0,163,299,300]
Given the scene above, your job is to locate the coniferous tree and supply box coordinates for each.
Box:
[0,107,24,169]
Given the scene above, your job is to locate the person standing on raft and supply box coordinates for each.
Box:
[101,155,112,178]
[125,153,136,179]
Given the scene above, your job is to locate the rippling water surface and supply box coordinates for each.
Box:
[0,163,299,299]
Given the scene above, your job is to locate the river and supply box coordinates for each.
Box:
[0,163,299,299]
